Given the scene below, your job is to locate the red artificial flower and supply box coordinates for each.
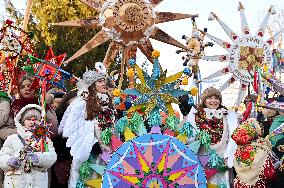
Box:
[5,19,14,25]
[241,151,251,160]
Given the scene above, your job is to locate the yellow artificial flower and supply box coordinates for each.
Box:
[190,86,198,96]
[181,77,188,85]
[152,50,160,58]
[127,68,134,77]
[112,88,121,97]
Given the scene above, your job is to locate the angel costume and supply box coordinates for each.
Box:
[185,87,238,187]
[59,63,115,188]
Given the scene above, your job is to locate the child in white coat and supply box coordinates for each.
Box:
[0,104,57,188]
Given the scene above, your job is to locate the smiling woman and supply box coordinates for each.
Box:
[182,86,239,187]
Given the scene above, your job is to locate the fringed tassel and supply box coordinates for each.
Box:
[198,131,211,149]
[101,128,112,145]
[148,111,162,127]
[179,122,194,138]
[165,115,180,131]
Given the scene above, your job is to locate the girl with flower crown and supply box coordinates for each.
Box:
[59,63,115,188]
[184,87,238,187]
[232,118,277,188]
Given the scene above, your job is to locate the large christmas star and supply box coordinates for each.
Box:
[52,0,196,69]
[199,2,284,106]
[124,53,187,116]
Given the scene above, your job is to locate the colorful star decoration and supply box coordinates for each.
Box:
[124,51,187,116]
[102,134,207,188]
[27,47,73,90]
[200,3,283,107]
[30,121,50,142]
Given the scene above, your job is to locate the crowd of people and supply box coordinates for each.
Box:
[0,64,283,188]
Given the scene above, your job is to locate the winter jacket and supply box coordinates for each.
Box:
[0,104,57,188]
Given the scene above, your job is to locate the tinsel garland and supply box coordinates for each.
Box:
[148,111,162,127]
[115,116,128,134]
[79,161,92,180]
[101,128,112,145]
[76,179,86,188]
[179,122,194,137]
[198,130,211,149]
[0,92,10,102]
[165,115,180,131]
[208,150,226,171]
[129,112,143,133]
[241,101,252,123]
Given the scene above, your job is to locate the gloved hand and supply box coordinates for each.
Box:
[7,157,21,168]
[274,160,282,169]
[25,152,39,164]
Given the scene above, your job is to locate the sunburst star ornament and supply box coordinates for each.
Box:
[102,134,207,188]
[201,2,284,106]
[52,0,197,69]
[123,50,188,116]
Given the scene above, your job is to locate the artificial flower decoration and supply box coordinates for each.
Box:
[231,118,260,145]
[27,47,73,90]
[112,88,121,97]
[151,49,160,58]
[190,86,198,96]
[124,50,187,116]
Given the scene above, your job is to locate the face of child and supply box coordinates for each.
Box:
[205,95,220,109]
[24,116,40,131]
[95,78,107,93]
[20,79,33,98]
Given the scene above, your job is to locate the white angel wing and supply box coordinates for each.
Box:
[59,97,98,163]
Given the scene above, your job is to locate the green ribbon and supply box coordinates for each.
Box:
[101,128,112,145]
[22,65,35,75]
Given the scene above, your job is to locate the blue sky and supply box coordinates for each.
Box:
[1,0,284,107]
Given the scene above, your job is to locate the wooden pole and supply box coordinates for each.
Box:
[22,0,33,30]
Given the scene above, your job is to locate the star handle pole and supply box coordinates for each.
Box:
[22,0,33,31]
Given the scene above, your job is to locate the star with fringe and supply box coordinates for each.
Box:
[27,48,72,90]
[102,134,207,187]
[124,57,187,116]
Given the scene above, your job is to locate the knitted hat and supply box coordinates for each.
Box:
[200,87,222,106]
[20,108,41,124]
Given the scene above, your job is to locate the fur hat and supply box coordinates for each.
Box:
[77,62,107,97]
[200,87,222,106]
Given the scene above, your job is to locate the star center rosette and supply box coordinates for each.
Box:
[30,120,51,152]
